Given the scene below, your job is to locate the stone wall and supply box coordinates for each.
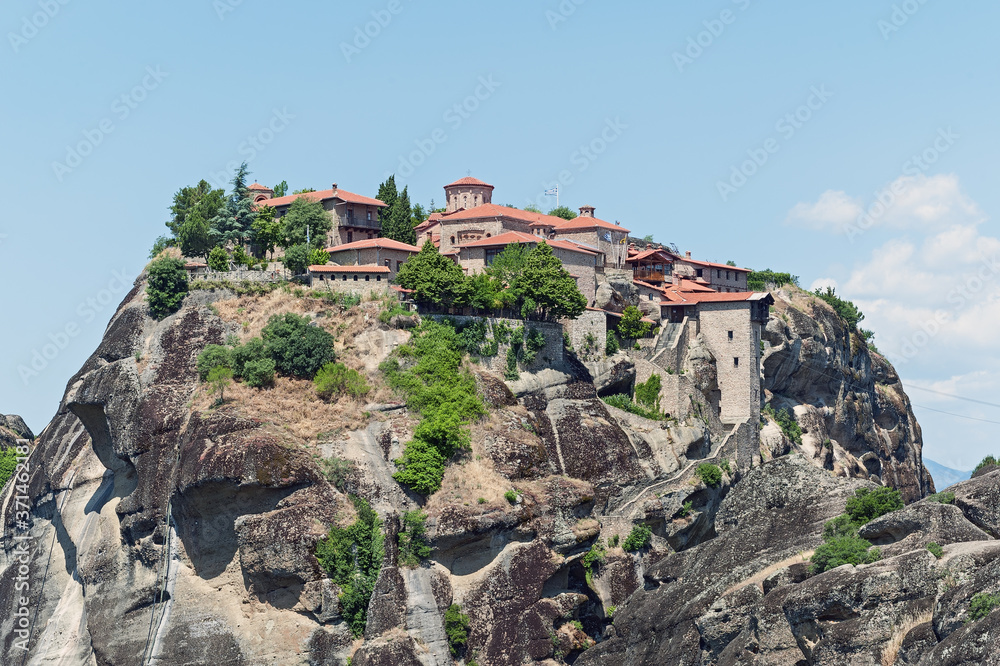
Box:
[695,302,762,424]
[325,247,415,277]
[309,271,391,296]
[563,309,606,361]
[188,269,284,283]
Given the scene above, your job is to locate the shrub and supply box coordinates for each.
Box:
[606,605,616,617]
[207,246,229,271]
[320,456,355,492]
[719,459,732,475]
[315,496,384,637]
[622,524,652,552]
[927,491,956,504]
[147,256,189,319]
[634,374,662,411]
[605,331,619,356]
[262,313,336,378]
[811,535,880,573]
[392,437,447,496]
[242,357,276,388]
[696,463,722,488]
[927,542,944,559]
[398,509,432,567]
[822,514,860,540]
[814,286,865,330]
[845,487,903,526]
[677,500,694,518]
[314,362,370,400]
[231,337,267,378]
[308,248,329,266]
[747,269,799,291]
[610,534,620,547]
[504,346,519,381]
[763,405,803,446]
[601,394,665,421]
[207,366,232,404]
[197,344,232,381]
[445,604,471,656]
[974,455,998,474]
[0,447,19,488]
[583,540,606,585]
[968,593,1000,622]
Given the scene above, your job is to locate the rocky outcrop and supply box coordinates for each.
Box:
[0,271,969,665]
[762,286,934,502]
[577,464,1000,666]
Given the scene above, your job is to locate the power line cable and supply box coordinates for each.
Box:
[910,404,1000,426]
[902,384,1000,409]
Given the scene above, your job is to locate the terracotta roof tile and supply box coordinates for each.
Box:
[261,187,387,209]
[324,238,420,253]
[552,215,630,234]
[445,176,494,189]
[455,231,597,256]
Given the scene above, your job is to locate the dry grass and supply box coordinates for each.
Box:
[425,431,514,514]
[880,610,933,666]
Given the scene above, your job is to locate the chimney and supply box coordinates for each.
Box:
[579,205,595,218]
[331,183,338,195]
[685,251,691,259]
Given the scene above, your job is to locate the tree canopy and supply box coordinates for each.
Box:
[395,242,470,307]
[283,195,331,249]
[377,176,418,245]
[618,305,652,340]
[167,180,225,236]
[547,206,577,220]
[211,163,258,245]
[510,242,587,320]
[272,180,288,197]
[147,257,189,319]
[251,205,282,260]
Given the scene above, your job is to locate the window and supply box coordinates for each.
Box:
[734,357,739,367]
[717,269,721,278]
[696,269,703,278]
[726,271,731,280]
[365,275,370,282]
[347,231,353,243]
[384,259,391,267]
[728,330,733,340]
[342,275,347,281]
[450,236,456,244]
[397,260,403,271]
[367,210,372,221]
[377,275,381,281]
[354,275,358,281]
[486,233,491,238]
[649,293,654,300]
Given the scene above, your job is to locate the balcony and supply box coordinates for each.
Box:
[340,215,381,230]
[634,268,667,283]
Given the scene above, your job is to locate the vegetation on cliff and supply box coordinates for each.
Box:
[811,486,903,573]
[315,496,385,637]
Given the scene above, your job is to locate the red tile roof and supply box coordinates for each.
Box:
[553,215,631,234]
[248,182,271,191]
[659,291,758,306]
[455,231,597,256]
[261,187,387,209]
[309,264,391,273]
[324,238,420,253]
[679,257,751,272]
[442,203,567,227]
[627,248,679,263]
[184,262,207,269]
[445,176,494,189]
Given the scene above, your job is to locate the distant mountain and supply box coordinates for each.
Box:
[925,458,973,490]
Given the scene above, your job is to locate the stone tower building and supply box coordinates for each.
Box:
[444,176,494,213]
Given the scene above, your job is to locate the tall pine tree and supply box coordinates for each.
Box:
[388,186,416,245]
[376,175,398,235]
[211,163,258,245]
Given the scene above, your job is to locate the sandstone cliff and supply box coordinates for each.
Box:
[0,274,983,666]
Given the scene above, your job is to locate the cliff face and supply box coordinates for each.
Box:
[762,286,934,503]
[0,275,976,666]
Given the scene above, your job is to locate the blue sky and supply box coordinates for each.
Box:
[2,0,998,471]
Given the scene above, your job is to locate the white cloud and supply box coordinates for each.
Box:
[809,276,838,292]
[786,174,983,236]
[786,190,861,232]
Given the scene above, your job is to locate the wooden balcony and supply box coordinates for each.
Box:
[634,268,667,283]
[340,215,381,230]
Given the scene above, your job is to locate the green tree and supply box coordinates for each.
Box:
[292,187,316,194]
[523,204,542,213]
[207,366,232,405]
[547,206,577,220]
[283,244,309,275]
[811,535,880,573]
[395,241,470,307]
[398,509,432,567]
[167,180,225,236]
[618,305,652,341]
[486,243,530,290]
[283,195,331,249]
[606,331,620,355]
[444,604,471,656]
[208,246,230,271]
[814,286,866,330]
[261,313,336,378]
[747,269,799,291]
[844,487,903,525]
[622,524,652,551]
[211,164,258,245]
[177,210,214,260]
[634,373,662,410]
[696,463,722,487]
[411,203,428,226]
[197,344,232,381]
[511,242,587,320]
[309,248,330,267]
[380,178,416,245]
[251,206,283,260]
[232,245,253,268]
[314,362,370,400]
[272,180,288,197]
[146,257,189,319]
[149,235,175,259]
[0,447,20,488]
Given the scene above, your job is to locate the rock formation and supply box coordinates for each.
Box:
[0,273,990,666]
